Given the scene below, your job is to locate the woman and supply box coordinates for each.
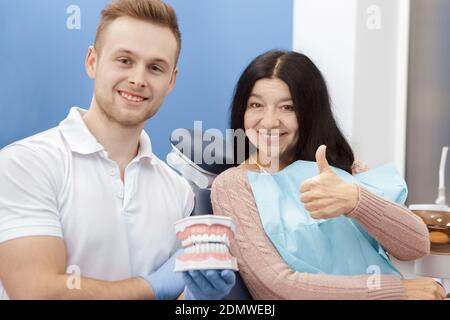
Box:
[211,50,445,300]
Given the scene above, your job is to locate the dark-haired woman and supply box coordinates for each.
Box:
[211,50,445,300]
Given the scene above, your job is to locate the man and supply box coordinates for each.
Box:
[0,0,235,300]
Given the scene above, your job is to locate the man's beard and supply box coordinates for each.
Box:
[95,91,158,128]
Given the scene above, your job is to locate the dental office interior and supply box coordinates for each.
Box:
[1,0,449,294]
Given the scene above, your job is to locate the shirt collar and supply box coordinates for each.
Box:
[59,107,104,154]
[59,107,156,163]
[136,129,155,162]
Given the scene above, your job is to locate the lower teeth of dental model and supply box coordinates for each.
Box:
[185,243,228,254]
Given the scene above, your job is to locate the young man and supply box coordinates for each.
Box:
[0,0,235,300]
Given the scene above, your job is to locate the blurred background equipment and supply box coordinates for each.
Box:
[410,147,450,291]
[404,0,450,294]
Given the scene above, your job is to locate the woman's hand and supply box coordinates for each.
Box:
[402,277,447,300]
[300,145,359,219]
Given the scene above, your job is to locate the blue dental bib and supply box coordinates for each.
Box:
[247,161,407,276]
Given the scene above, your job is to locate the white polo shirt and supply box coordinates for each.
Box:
[0,107,195,300]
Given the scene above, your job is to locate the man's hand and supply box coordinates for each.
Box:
[144,249,185,300]
[0,236,154,300]
[182,269,235,300]
[300,145,359,219]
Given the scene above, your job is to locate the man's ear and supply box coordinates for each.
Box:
[166,67,179,96]
[85,46,97,79]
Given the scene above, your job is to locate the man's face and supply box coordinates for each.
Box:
[85,16,179,127]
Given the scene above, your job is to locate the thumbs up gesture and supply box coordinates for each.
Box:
[300,145,359,219]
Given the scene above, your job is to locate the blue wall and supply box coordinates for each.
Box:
[0,0,293,158]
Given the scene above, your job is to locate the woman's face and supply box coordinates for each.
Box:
[244,78,299,166]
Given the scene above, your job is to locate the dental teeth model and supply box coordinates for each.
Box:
[173,215,239,272]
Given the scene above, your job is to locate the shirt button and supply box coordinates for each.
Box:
[109,169,116,176]
[117,191,124,198]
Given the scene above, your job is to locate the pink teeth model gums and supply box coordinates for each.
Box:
[173,215,239,272]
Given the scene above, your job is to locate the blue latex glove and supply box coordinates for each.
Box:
[182,269,236,300]
[144,249,184,300]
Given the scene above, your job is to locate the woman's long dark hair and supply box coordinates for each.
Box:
[230,50,354,173]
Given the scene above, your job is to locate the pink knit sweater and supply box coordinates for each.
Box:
[211,165,430,300]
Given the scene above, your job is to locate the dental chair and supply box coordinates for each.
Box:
[167,128,252,300]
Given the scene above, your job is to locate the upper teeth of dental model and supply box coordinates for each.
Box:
[181,233,230,247]
[120,91,144,102]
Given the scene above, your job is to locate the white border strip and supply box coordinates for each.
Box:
[394,0,411,177]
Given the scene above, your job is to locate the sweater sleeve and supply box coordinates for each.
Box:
[211,167,406,300]
[346,186,430,261]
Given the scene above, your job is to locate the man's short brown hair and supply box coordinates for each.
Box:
[95,0,181,62]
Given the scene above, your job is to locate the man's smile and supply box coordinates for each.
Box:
[117,90,149,103]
